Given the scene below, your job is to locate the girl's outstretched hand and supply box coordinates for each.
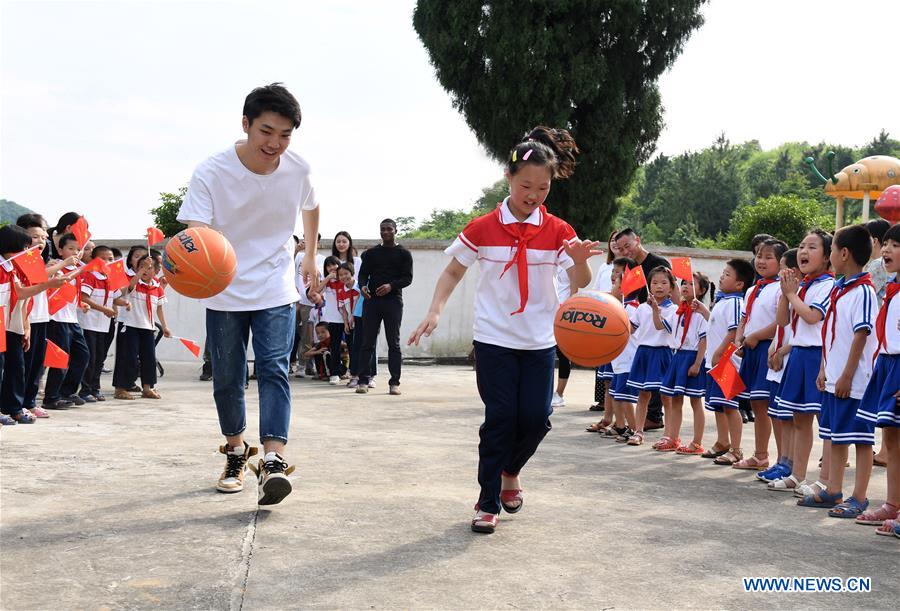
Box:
[563,238,604,264]
[408,312,439,346]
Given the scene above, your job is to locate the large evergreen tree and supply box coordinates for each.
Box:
[413,0,707,238]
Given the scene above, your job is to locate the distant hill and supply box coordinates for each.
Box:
[0,199,34,224]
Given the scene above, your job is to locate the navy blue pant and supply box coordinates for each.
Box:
[44,321,90,402]
[327,322,346,377]
[474,341,555,515]
[23,322,47,408]
[81,329,112,397]
[118,327,157,388]
[1,332,27,414]
[349,316,377,377]
[358,295,402,386]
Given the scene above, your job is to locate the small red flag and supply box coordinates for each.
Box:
[708,343,746,401]
[80,257,109,277]
[44,339,69,369]
[0,306,6,352]
[670,257,693,283]
[621,265,647,296]
[147,227,165,246]
[48,282,78,315]
[70,216,91,249]
[11,247,48,284]
[179,338,202,359]
[105,259,131,292]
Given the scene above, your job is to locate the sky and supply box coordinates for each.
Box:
[1,0,898,240]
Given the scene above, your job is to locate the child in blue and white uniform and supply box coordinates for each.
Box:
[626,266,678,446]
[768,231,834,493]
[658,271,712,455]
[696,259,754,465]
[799,224,877,519]
[734,239,787,470]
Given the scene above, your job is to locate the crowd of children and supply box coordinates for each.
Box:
[585,221,900,539]
[0,212,171,425]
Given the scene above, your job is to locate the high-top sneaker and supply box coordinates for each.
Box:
[216,442,258,493]
[248,452,295,506]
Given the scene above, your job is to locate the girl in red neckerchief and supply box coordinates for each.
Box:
[408,126,601,534]
[769,230,834,494]
[658,271,713,455]
[855,223,900,534]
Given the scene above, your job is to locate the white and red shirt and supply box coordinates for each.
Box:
[445,199,577,350]
[79,272,118,333]
[823,273,877,399]
[675,302,708,353]
[0,261,23,333]
[123,279,167,331]
[50,264,80,324]
[338,281,361,320]
[789,273,834,347]
[629,300,678,348]
[876,279,900,355]
[706,293,744,365]
[612,300,640,374]
[742,279,781,337]
[320,278,344,324]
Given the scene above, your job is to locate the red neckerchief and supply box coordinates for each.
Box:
[0,264,17,324]
[821,272,875,360]
[744,277,777,326]
[775,325,785,350]
[135,280,158,326]
[624,299,639,309]
[497,204,548,315]
[791,272,834,334]
[676,300,693,347]
[875,280,900,355]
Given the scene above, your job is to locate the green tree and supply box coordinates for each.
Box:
[413,0,707,239]
[721,194,832,251]
[150,187,188,237]
[403,208,480,239]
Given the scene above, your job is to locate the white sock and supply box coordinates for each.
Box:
[227,443,245,455]
[264,451,280,463]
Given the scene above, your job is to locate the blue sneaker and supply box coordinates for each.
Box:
[757,463,790,482]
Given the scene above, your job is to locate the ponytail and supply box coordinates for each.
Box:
[693,272,713,304]
[507,125,579,180]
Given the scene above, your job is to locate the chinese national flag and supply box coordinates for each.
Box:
[48,282,78,315]
[105,259,131,292]
[12,247,48,284]
[671,257,693,283]
[71,216,91,248]
[621,265,647,296]
[0,307,5,352]
[708,343,746,401]
[80,257,109,276]
[179,338,202,359]
[44,339,69,369]
[147,227,165,246]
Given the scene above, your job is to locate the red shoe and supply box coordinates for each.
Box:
[471,505,499,534]
[500,489,524,514]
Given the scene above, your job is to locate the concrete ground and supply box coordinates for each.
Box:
[1,363,897,610]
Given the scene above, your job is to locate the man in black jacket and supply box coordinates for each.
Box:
[356,219,413,396]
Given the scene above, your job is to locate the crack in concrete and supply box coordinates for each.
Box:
[230,509,259,611]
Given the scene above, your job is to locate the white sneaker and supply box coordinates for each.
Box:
[551,392,566,407]
[347,376,359,388]
[329,376,340,385]
[368,377,376,389]
[248,451,295,506]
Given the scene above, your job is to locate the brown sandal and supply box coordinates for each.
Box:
[713,448,743,465]
[585,420,612,432]
[701,442,729,459]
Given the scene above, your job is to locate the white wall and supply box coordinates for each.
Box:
[103,239,751,362]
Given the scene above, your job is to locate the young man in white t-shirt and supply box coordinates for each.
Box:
[177,83,320,506]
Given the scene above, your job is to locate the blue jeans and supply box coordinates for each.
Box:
[207,304,295,444]
[473,341,554,514]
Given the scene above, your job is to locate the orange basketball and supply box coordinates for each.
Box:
[554,291,631,367]
[162,227,237,299]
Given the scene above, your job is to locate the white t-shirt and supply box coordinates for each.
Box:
[629,300,678,348]
[295,252,327,307]
[30,291,50,324]
[788,274,834,347]
[823,275,877,399]
[445,199,576,351]
[79,272,119,333]
[177,143,318,312]
[592,262,613,293]
[320,280,344,324]
[556,265,572,303]
[742,279,781,337]
[123,280,168,331]
[50,265,80,324]
[612,300,640,374]
[706,294,743,365]
[674,307,708,353]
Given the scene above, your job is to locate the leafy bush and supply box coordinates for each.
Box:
[150,187,188,237]
[721,194,833,251]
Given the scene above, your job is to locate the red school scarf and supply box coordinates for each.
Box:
[676,301,693,347]
[821,272,875,359]
[497,205,551,315]
[875,281,900,354]
[134,281,158,326]
[791,273,835,334]
[743,277,777,326]
[0,265,17,326]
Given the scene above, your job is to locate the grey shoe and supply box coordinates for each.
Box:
[356,385,368,394]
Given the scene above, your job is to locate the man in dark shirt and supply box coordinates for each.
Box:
[356,218,413,396]
[615,228,670,430]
